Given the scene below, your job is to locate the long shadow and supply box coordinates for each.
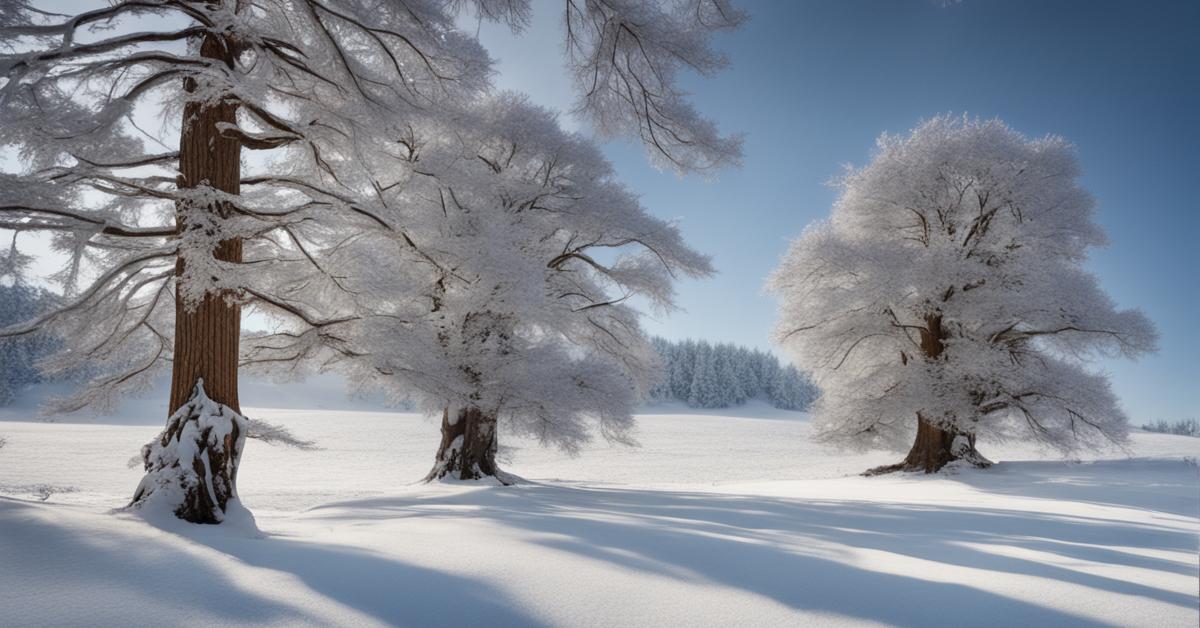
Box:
[13,460,1193,627]
[312,480,1200,626]
[0,497,305,625]
[164,518,549,628]
[208,537,547,627]
[948,458,1200,519]
[1,496,547,628]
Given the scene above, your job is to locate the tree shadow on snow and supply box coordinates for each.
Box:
[310,479,1199,627]
[159,519,550,628]
[0,497,306,625]
[946,458,1200,519]
[0,496,548,628]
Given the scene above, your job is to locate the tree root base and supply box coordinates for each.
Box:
[423,467,518,486]
[863,455,993,476]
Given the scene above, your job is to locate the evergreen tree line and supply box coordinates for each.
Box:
[647,337,818,411]
[0,282,60,405]
[1141,419,1199,437]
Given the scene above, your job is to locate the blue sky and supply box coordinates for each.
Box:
[469,0,1199,422]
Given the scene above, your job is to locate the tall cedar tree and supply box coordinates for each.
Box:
[1,0,743,504]
[0,0,489,522]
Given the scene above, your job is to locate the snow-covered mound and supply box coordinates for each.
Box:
[1,407,1197,627]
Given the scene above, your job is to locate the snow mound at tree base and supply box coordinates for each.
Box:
[425,470,525,487]
[130,381,247,524]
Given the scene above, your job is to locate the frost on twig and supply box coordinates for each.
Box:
[243,417,319,451]
[769,115,1157,470]
[0,483,79,502]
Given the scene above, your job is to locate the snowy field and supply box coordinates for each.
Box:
[1,399,1198,627]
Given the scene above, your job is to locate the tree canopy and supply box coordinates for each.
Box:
[769,116,1156,463]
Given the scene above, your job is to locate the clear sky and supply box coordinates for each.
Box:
[467,0,1199,422]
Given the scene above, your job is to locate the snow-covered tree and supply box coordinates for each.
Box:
[645,337,815,410]
[559,0,745,173]
[769,365,814,411]
[687,343,721,407]
[0,0,742,514]
[712,343,742,405]
[0,237,58,405]
[768,116,1157,473]
[733,347,760,403]
[453,0,746,172]
[647,335,676,402]
[0,0,489,522]
[671,339,697,399]
[245,94,713,482]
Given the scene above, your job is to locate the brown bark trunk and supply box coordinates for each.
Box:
[425,406,510,483]
[898,416,979,473]
[132,27,244,523]
[867,313,990,475]
[867,417,990,475]
[170,31,242,416]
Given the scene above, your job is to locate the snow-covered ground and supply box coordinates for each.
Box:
[1,399,1198,627]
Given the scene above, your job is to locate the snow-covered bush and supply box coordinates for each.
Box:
[133,381,247,524]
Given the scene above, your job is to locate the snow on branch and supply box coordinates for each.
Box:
[243,92,713,454]
[564,0,745,174]
[769,115,1157,454]
[243,417,320,451]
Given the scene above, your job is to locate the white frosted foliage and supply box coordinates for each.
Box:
[0,0,738,422]
[244,94,713,456]
[768,116,1158,455]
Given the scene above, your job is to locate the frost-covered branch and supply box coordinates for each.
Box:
[452,0,744,174]
[769,116,1156,462]
[244,93,713,457]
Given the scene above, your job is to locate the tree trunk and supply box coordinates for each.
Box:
[867,416,992,475]
[170,32,242,416]
[867,313,991,475]
[425,406,511,484]
[131,29,245,523]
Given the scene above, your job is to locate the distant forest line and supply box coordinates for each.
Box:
[647,337,817,411]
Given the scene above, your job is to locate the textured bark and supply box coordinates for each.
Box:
[890,416,986,473]
[134,27,244,523]
[425,406,510,483]
[867,313,991,475]
[170,31,242,416]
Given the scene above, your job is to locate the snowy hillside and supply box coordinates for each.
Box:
[2,404,1197,627]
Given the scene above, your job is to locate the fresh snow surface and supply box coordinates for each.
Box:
[1,403,1198,627]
